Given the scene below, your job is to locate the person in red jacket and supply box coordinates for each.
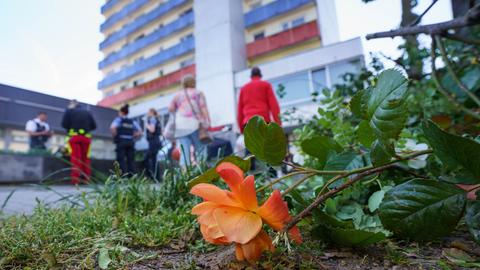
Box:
[237,67,281,133]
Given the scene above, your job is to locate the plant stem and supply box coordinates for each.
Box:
[257,171,310,193]
[430,37,480,120]
[281,173,316,196]
[282,149,434,232]
[435,35,480,107]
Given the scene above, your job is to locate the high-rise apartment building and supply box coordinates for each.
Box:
[97,0,364,129]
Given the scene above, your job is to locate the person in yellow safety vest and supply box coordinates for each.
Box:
[61,100,97,185]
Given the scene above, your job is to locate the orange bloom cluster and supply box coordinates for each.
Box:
[190,162,302,262]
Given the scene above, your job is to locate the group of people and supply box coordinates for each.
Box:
[25,66,282,184]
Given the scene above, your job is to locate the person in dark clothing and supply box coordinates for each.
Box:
[61,100,97,184]
[25,112,52,151]
[144,108,162,179]
[110,104,142,176]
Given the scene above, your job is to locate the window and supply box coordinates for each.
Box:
[134,56,144,64]
[328,59,362,86]
[291,17,305,28]
[180,57,194,68]
[253,31,265,41]
[159,70,164,76]
[120,85,128,91]
[270,72,311,105]
[180,33,194,42]
[249,1,262,10]
[122,42,129,48]
[281,22,290,31]
[133,78,144,87]
[105,91,114,97]
[180,8,193,17]
[159,46,164,52]
[135,34,145,41]
[311,68,328,96]
[158,23,164,29]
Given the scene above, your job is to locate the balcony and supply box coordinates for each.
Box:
[98,36,195,89]
[98,64,195,107]
[246,21,319,58]
[100,0,190,50]
[101,0,150,32]
[244,0,314,28]
[99,12,194,69]
[101,0,121,14]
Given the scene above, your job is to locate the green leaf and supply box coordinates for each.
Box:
[187,156,251,188]
[370,140,393,166]
[324,152,364,171]
[357,120,375,147]
[379,179,466,241]
[301,135,342,168]
[466,200,480,245]
[98,248,111,270]
[244,116,287,165]
[423,120,480,178]
[350,88,371,120]
[366,69,408,142]
[312,224,386,246]
[368,186,392,213]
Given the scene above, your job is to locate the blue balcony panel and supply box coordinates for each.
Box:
[98,36,195,89]
[101,0,150,32]
[100,0,190,50]
[99,12,193,69]
[244,0,314,28]
[101,0,121,14]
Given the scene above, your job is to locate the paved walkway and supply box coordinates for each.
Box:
[0,185,92,215]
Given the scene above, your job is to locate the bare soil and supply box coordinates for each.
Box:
[131,228,480,270]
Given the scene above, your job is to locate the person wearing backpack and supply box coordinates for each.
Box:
[110,104,142,176]
[144,108,162,179]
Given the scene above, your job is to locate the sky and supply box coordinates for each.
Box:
[0,0,452,105]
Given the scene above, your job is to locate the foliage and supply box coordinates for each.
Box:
[0,168,199,269]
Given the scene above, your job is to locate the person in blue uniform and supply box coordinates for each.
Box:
[144,108,162,179]
[110,104,142,176]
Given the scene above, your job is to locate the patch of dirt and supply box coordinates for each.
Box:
[131,229,480,269]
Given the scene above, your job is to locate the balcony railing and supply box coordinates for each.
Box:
[101,0,150,32]
[98,64,195,107]
[99,12,194,69]
[98,36,195,89]
[244,0,314,28]
[101,0,121,14]
[100,0,190,50]
[246,21,319,58]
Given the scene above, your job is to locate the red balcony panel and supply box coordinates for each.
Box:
[98,64,196,107]
[246,21,320,59]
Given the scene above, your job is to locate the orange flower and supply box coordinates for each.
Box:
[190,162,302,262]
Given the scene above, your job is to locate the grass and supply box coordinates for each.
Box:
[0,163,203,269]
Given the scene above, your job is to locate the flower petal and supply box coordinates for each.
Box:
[190,183,240,207]
[235,230,274,263]
[200,224,230,244]
[191,201,217,216]
[258,190,290,231]
[236,175,259,210]
[213,206,262,244]
[216,162,244,193]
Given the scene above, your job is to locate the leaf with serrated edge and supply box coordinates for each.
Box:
[301,135,342,168]
[379,179,466,241]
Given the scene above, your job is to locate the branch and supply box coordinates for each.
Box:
[442,33,480,46]
[366,4,480,40]
[282,150,434,232]
[430,36,480,120]
[409,0,439,27]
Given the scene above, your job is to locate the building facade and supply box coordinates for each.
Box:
[97,0,364,131]
[0,84,117,160]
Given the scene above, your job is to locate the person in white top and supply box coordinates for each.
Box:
[25,112,53,150]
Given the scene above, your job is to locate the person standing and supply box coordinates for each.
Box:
[168,75,211,167]
[144,108,162,179]
[237,67,281,132]
[110,104,142,176]
[61,100,97,184]
[25,112,52,151]
[237,67,282,173]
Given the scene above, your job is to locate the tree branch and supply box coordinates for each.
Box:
[366,4,480,40]
[430,36,480,120]
[435,35,480,107]
[409,0,439,27]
